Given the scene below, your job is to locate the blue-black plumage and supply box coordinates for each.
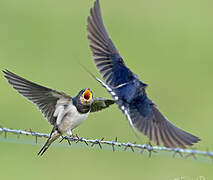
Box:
[87,0,200,148]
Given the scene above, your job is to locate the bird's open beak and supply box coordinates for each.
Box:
[82,89,92,102]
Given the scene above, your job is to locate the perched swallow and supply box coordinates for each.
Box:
[87,0,200,148]
[3,70,114,155]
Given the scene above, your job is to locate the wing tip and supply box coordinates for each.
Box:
[2,69,11,77]
[2,69,8,74]
[131,105,201,149]
[159,123,200,148]
[2,69,22,81]
[2,69,15,83]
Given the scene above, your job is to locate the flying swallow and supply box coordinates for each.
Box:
[3,70,114,155]
[87,0,200,148]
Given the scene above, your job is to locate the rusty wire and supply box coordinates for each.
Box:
[0,127,212,161]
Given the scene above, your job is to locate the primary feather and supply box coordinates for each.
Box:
[3,70,71,125]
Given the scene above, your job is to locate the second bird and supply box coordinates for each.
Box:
[87,0,200,148]
[3,70,114,155]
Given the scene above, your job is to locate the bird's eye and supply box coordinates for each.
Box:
[83,89,92,101]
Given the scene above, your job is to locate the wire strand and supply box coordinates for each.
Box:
[0,126,212,162]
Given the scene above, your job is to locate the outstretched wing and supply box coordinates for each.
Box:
[87,0,136,87]
[92,71,200,148]
[128,98,200,148]
[90,97,114,113]
[3,70,72,125]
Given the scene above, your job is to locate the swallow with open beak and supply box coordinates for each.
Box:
[3,70,114,155]
[87,0,200,148]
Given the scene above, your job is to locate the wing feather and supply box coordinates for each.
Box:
[3,70,71,125]
[90,97,114,113]
[129,102,200,148]
[87,0,136,87]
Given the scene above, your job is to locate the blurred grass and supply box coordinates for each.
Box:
[0,0,212,179]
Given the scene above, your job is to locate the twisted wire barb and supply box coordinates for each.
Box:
[0,127,213,161]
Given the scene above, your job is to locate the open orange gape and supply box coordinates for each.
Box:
[83,89,92,101]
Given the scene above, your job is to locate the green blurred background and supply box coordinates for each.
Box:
[0,0,212,179]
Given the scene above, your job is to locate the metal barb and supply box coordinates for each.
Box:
[146,142,155,158]
[35,136,38,144]
[4,131,7,138]
[124,142,134,152]
[59,136,67,144]
[116,137,121,147]
[65,136,73,146]
[111,142,115,152]
[111,137,119,152]
[24,129,29,136]
[173,149,183,158]
[73,135,89,146]
[91,139,103,149]
[83,140,89,146]
[98,137,105,149]
[185,151,197,160]
[66,137,72,146]
[111,143,115,152]
[75,137,83,144]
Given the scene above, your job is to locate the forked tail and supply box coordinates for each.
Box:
[38,129,60,156]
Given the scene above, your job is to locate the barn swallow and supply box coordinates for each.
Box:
[3,70,114,155]
[87,0,200,148]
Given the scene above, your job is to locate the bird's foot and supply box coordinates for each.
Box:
[70,134,79,141]
[59,134,80,145]
[66,134,80,145]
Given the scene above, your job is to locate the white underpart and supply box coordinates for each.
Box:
[114,96,118,100]
[121,106,125,110]
[111,91,116,96]
[54,105,65,125]
[124,109,134,129]
[66,130,73,136]
[54,104,89,135]
[95,77,118,100]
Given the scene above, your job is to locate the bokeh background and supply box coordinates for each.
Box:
[0,0,212,179]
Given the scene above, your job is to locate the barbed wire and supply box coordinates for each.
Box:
[0,126,213,162]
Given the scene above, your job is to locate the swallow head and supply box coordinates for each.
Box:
[79,88,93,105]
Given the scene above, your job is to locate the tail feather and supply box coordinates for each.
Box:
[38,129,60,156]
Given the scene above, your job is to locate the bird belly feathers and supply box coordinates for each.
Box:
[55,104,89,134]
